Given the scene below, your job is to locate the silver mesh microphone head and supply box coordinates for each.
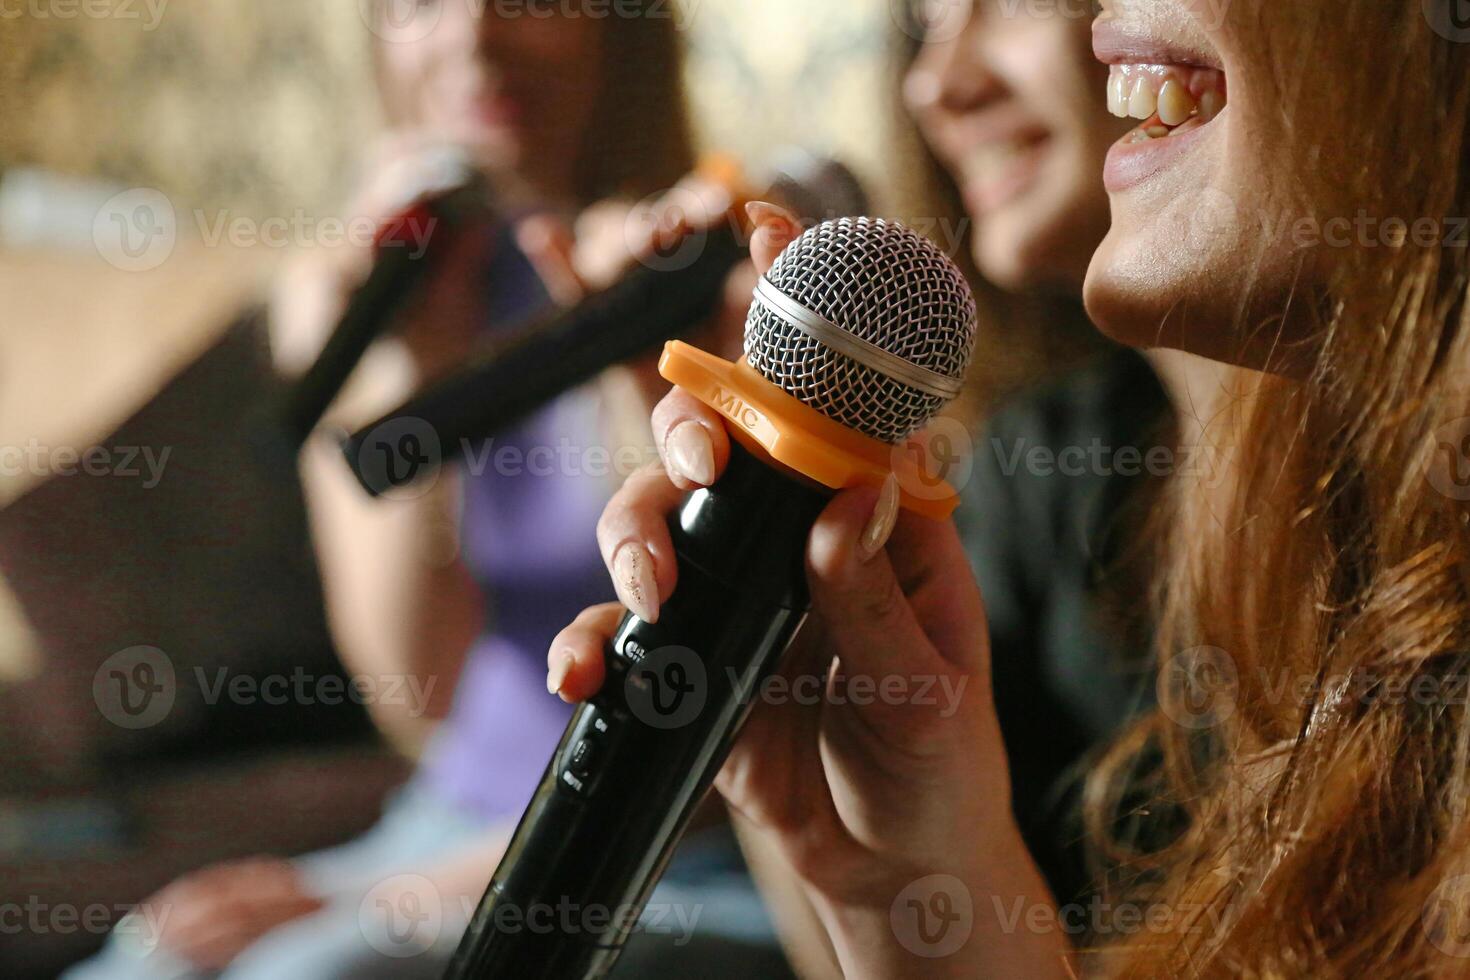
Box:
[744,217,977,444]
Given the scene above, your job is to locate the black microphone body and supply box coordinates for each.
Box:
[344,222,748,496]
[273,178,493,452]
[445,440,830,979]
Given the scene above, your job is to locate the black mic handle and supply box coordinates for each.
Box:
[343,220,749,497]
[272,182,491,454]
[445,442,831,979]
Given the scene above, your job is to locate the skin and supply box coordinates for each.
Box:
[142,6,742,970]
[906,0,1130,290]
[375,0,606,205]
[554,0,1327,973]
[1083,0,1326,369]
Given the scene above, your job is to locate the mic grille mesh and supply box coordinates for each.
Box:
[744,217,977,444]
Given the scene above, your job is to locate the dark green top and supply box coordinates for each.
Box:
[955,348,1170,904]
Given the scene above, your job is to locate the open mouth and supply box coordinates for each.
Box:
[1099,62,1227,191]
[1106,64,1227,142]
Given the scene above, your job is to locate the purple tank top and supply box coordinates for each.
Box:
[418,221,618,820]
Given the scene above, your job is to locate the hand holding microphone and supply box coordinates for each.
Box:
[446,210,1070,979]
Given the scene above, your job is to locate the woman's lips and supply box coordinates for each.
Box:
[1093,22,1228,194]
[1103,116,1215,193]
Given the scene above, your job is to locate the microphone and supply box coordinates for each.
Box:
[340,157,869,497]
[444,217,978,979]
[270,149,494,451]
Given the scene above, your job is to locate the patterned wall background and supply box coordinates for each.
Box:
[0,0,919,221]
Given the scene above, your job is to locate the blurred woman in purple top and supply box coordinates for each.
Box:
[68,3,785,978]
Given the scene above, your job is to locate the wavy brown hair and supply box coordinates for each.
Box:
[1085,3,1470,976]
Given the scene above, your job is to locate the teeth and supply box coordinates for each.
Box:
[1199,89,1224,122]
[1127,78,1157,120]
[1108,73,1128,117]
[1106,65,1226,133]
[1157,80,1195,126]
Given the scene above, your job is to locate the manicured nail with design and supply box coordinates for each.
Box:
[613,542,660,623]
[860,475,901,561]
[665,421,716,486]
[547,653,574,697]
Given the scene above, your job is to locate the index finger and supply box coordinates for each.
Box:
[652,387,732,491]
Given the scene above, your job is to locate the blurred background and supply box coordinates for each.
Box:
[0,2,1103,975]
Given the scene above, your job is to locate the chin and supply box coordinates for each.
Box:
[972,183,1106,293]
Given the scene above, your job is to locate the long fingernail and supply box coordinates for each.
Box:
[547,653,574,696]
[745,200,799,231]
[860,475,901,561]
[665,421,716,486]
[613,542,660,623]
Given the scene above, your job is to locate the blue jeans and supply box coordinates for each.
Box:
[65,781,781,980]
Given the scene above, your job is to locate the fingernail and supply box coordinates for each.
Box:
[744,200,799,231]
[860,475,901,561]
[547,653,574,696]
[613,542,660,623]
[665,421,716,486]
